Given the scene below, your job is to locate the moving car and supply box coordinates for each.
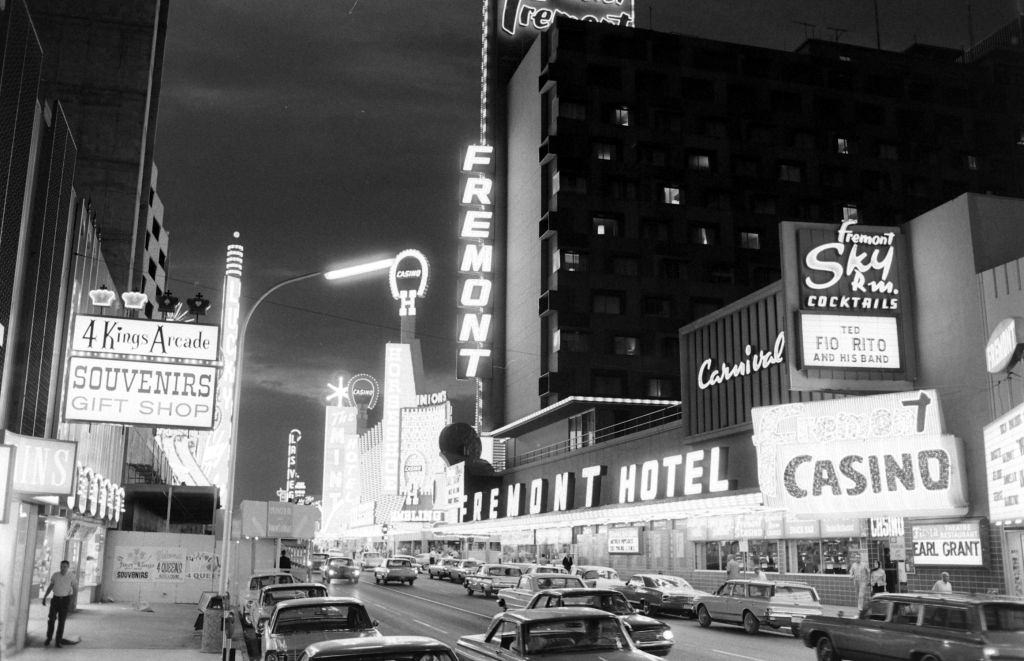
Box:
[617,573,709,617]
[799,591,1024,661]
[299,635,458,661]
[465,564,524,598]
[261,596,381,661]
[413,553,432,573]
[323,555,361,584]
[695,578,822,635]
[241,571,296,626]
[359,551,385,570]
[254,583,328,634]
[523,564,569,575]
[427,558,459,580]
[524,587,674,657]
[571,565,623,589]
[306,553,329,581]
[446,558,481,584]
[373,557,417,585]
[496,573,586,611]
[456,607,658,660]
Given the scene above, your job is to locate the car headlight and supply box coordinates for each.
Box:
[264,652,278,661]
[662,629,674,641]
[353,569,361,575]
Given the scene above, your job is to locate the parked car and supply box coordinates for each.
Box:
[456,607,658,660]
[373,557,417,585]
[523,564,569,575]
[695,579,822,636]
[254,583,328,634]
[241,571,296,626]
[799,591,1024,661]
[465,564,524,598]
[617,573,709,618]
[261,596,381,660]
[427,558,460,580]
[306,552,329,580]
[496,573,586,611]
[524,587,674,657]
[323,555,361,583]
[413,553,432,573]
[359,551,385,570]
[299,635,458,661]
[571,565,623,589]
[447,559,481,584]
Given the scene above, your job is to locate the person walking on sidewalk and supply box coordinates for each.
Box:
[849,552,870,616]
[870,562,887,594]
[278,550,292,571]
[42,560,76,647]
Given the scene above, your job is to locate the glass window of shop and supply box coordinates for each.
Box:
[696,537,861,574]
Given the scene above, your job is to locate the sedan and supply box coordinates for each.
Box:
[299,635,458,661]
[261,596,381,661]
[305,553,329,581]
[617,573,709,617]
[524,588,674,657]
[571,565,623,588]
[373,558,417,585]
[253,583,328,634]
[323,556,361,584]
[446,559,481,584]
[465,564,523,598]
[497,573,586,611]
[456,607,658,660]
[695,579,822,636]
[242,571,295,626]
[427,558,459,580]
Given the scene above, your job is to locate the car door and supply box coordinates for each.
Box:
[832,598,890,661]
[704,582,732,620]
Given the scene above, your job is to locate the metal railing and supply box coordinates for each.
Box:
[507,404,683,468]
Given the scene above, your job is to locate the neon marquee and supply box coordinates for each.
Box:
[457,144,495,379]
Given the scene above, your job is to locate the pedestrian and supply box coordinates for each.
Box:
[725,553,741,580]
[278,550,292,570]
[42,560,76,647]
[562,553,573,572]
[870,562,887,594]
[849,553,871,616]
[931,571,953,593]
[753,564,768,581]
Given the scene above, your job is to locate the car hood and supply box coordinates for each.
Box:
[457,636,648,659]
[268,629,381,651]
[621,613,666,630]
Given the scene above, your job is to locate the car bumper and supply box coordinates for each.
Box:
[765,611,818,628]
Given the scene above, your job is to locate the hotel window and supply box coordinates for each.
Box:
[740,231,761,250]
[559,100,586,120]
[642,297,671,316]
[692,225,717,246]
[557,329,589,352]
[641,219,670,241]
[561,173,587,194]
[660,259,684,279]
[703,190,730,210]
[966,154,978,170]
[688,152,712,171]
[778,163,803,183]
[646,377,674,398]
[752,196,777,215]
[568,410,595,449]
[611,256,639,277]
[593,216,621,237]
[836,137,850,155]
[560,250,587,272]
[613,106,630,126]
[592,373,625,396]
[1017,128,1024,146]
[613,336,639,356]
[594,142,617,161]
[842,204,859,222]
[550,168,560,196]
[593,292,624,315]
[662,185,682,205]
[638,145,667,166]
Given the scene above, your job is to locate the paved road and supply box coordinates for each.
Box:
[245,573,817,661]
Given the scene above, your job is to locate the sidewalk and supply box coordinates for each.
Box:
[10,599,247,661]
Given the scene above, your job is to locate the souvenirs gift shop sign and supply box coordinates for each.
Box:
[779,219,916,392]
[63,315,220,429]
[751,390,968,519]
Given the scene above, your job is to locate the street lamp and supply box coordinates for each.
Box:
[217,255,395,651]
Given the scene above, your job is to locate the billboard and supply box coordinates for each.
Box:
[63,356,216,428]
[321,405,360,536]
[70,315,219,362]
[983,402,1024,524]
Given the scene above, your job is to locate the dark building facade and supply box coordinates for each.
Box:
[499,17,1024,426]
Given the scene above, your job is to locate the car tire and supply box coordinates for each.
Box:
[466,586,474,596]
[484,587,492,598]
[791,625,801,637]
[640,600,658,617]
[919,656,939,661]
[742,611,760,634]
[697,605,712,628]
[815,636,842,661]
[375,577,381,584]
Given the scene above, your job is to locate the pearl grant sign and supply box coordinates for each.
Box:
[752,390,967,519]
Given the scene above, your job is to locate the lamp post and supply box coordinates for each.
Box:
[218,256,395,653]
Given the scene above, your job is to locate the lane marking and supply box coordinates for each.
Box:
[370,584,494,619]
[712,650,768,661]
[414,618,447,634]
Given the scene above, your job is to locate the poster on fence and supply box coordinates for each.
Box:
[186,551,220,581]
[113,547,186,581]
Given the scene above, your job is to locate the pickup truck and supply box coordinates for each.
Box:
[496,573,585,610]
[799,592,1024,661]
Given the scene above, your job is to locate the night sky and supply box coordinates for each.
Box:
[155,1,1017,505]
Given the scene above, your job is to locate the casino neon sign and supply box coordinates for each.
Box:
[457,145,495,379]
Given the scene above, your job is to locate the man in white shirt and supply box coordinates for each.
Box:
[42,560,76,647]
[931,571,953,593]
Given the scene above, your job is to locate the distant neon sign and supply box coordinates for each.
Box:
[499,0,634,38]
[457,145,495,379]
[389,249,429,318]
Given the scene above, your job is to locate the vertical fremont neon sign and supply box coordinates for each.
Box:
[457,145,495,379]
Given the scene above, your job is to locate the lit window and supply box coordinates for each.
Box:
[837,137,849,155]
[551,169,561,195]
[693,226,716,245]
[688,153,711,170]
[561,250,586,272]
[740,231,761,249]
[593,216,620,236]
[614,106,630,126]
[662,186,681,205]
[613,336,639,356]
[778,163,803,182]
[842,205,859,221]
[1017,129,1024,146]
[647,378,674,397]
[967,155,978,170]
[595,143,616,161]
[593,293,623,314]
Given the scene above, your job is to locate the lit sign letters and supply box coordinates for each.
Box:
[799,314,900,369]
[986,317,1024,374]
[66,462,124,524]
[7,433,76,496]
[389,249,429,318]
[500,0,634,38]
[802,218,899,310]
[71,315,219,362]
[457,145,495,379]
[698,332,785,390]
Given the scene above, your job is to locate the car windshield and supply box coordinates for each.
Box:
[525,618,628,654]
[650,576,690,589]
[983,604,1024,631]
[328,558,353,567]
[535,577,583,589]
[388,560,411,568]
[263,587,327,605]
[254,575,294,589]
[561,594,632,615]
[272,604,372,634]
[774,586,819,603]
